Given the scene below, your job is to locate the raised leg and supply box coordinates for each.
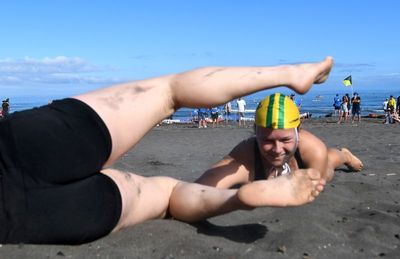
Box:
[74,57,333,167]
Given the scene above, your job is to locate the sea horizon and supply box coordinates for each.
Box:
[2,87,399,119]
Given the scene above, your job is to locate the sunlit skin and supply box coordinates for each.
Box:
[255,127,297,168]
[77,57,334,230]
[0,57,335,245]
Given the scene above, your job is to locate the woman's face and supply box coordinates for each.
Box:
[255,126,297,167]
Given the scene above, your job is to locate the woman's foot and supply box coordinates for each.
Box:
[237,168,326,207]
[341,148,363,171]
[288,56,334,94]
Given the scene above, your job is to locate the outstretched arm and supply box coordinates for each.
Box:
[299,130,363,182]
[298,130,330,180]
[194,156,249,188]
[195,139,254,188]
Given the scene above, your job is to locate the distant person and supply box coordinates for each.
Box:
[2,98,10,118]
[224,101,232,123]
[345,93,351,116]
[386,106,400,124]
[290,93,302,110]
[391,109,400,123]
[291,93,307,121]
[383,98,390,124]
[351,92,361,123]
[388,95,396,113]
[385,95,397,124]
[210,106,220,128]
[397,96,400,115]
[332,94,341,116]
[383,98,389,112]
[0,57,333,244]
[236,97,247,126]
[191,109,198,123]
[197,108,208,128]
[338,94,349,124]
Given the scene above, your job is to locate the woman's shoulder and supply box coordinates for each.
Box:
[230,136,256,164]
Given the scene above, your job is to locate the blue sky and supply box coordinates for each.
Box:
[1,0,399,97]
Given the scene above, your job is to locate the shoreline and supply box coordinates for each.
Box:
[159,116,388,128]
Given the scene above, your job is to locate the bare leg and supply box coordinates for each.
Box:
[74,57,333,166]
[103,169,178,231]
[172,169,325,221]
[337,111,343,124]
[341,148,363,171]
[104,167,325,230]
[327,148,363,181]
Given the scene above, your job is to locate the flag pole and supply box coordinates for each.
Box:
[343,75,354,96]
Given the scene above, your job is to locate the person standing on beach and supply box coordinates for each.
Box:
[397,96,400,116]
[333,94,341,116]
[351,92,361,123]
[345,93,351,117]
[196,93,363,189]
[224,101,232,123]
[210,106,220,128]
[383,98,389,112]
[388,95,396,112]
[290,93,302,110]
[0,57,333,244]
[385,95,397,124]
[2,98,10,118]
[338,94,349,124]
[236,97,246,127]
[197,107,208,128]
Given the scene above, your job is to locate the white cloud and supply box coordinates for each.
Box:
[0,75,22,84]
[0,56,122,85]
[383,72,400,76]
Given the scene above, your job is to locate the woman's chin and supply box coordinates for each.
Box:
[266,156,285,167]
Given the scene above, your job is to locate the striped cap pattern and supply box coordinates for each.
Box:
[255,93,300,129]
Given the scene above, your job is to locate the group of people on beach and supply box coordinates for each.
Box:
[0,56,364,245]
[193,97,248,128]
[193,106,223,128]
[333,92,362,124]
[383,95,400,124]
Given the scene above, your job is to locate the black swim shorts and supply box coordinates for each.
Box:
[0,98,122,244]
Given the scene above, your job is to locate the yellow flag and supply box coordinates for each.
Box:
[343,75,352,87]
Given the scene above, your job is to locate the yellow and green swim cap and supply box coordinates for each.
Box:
[255,93,300,129]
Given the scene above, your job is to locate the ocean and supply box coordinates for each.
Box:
[2,88,399,121]
[173,88,400,122]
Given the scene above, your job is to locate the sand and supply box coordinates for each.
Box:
[1,118,399,258]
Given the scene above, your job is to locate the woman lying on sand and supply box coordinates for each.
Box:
[196,93,363,199]
[0,57,332,244]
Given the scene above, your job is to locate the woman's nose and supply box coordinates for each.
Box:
[272,141,283,153]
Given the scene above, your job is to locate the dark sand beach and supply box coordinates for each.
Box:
[2,118,399,258]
